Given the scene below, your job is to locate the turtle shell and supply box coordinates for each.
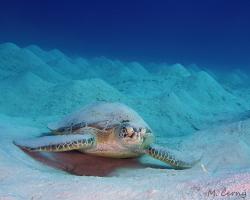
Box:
[48,102,150,132]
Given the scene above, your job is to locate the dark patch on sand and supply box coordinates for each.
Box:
[21,149,168,177]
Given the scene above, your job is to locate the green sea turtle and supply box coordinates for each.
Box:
[14,102,198,169]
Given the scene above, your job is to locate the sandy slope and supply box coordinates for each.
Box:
[0,43,250,200]
[1,115,250,200]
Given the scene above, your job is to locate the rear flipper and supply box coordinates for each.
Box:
[145,145,200,169]
[13,133,96,152]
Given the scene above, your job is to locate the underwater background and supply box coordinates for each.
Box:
[1,0,250,199]
[0,0,250,69]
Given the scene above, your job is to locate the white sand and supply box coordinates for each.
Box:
[0,43,250,199]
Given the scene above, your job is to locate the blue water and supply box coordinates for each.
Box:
[0,0,249,70]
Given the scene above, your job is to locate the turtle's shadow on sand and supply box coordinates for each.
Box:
[21,149,169,177]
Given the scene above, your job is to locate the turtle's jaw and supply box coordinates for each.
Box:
[121,130,155,152]
[117,124,155,152]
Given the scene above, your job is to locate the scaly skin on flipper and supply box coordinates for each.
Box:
[146,145,198,169]
[14,134,96,152]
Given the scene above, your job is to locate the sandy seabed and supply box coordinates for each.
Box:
[1,42,250,200]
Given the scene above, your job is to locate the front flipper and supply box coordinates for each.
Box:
[145,145,200,169]
[13,133,96,152]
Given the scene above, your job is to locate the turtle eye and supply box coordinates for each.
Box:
[120,126,127,137]
[126,127,134,137]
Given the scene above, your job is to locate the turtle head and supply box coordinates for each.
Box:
[118,121,155,150]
